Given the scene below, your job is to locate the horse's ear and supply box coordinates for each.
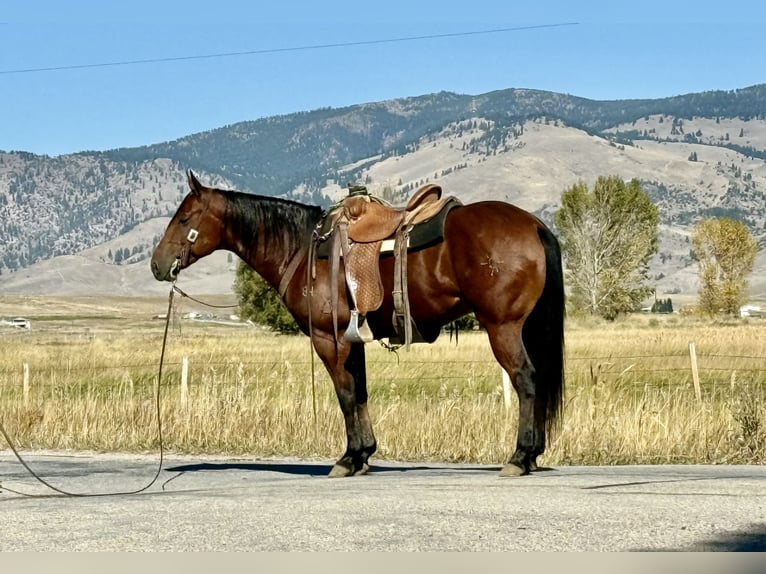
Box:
[187,170,203,196]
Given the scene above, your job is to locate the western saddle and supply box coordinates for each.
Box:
[317,183,458,346]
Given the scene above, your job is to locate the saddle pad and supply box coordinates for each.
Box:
[317,197,462,258]
[390,197,461,254]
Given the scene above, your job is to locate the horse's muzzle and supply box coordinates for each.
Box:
[151,258,178,282]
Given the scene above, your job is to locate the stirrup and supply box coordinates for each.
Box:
[345,309,374,343]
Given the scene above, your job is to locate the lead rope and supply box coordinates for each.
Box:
[172,284,239,309]
[0,283,176,498]
[307,235,318,421]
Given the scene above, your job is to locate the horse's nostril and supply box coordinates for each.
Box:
[150,259,164,280]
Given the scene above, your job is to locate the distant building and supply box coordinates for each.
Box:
[1,317,32,329]
[740,305,764,318]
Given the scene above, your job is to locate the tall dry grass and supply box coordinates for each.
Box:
[0,309,764,466]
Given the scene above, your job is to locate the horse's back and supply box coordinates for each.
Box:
[445,200,548,262]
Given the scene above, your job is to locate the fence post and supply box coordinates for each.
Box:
[501,369,512,410]
[181,355,189,409]
[689,342,701,402]
[23,362,29,406]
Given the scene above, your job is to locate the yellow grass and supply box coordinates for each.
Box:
[0,297,764,466]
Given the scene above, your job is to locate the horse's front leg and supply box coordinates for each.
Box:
[313,333,377,477]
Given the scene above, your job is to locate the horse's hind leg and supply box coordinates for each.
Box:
[313,334,377,477]
[484,321,538,477]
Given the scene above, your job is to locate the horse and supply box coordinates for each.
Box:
[151,171,565,478]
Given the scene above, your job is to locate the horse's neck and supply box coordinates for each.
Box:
[222,195,317,290]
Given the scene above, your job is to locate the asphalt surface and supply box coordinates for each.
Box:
[1,452,765,551]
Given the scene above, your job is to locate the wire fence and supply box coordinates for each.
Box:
[2,353,766,375]
[2,349,765,408]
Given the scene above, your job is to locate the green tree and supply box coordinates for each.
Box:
[692,218,759,315]
[554,176,660,320]
[233,261,299,333]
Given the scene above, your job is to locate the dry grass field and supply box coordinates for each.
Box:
[0,295,764,467]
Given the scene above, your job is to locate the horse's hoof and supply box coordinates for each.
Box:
[352,463,370,476]
[328,463,354,478]
[529,459,539,472]
[499,463,528,477]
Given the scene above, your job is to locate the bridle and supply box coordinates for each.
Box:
[170,227,199,278]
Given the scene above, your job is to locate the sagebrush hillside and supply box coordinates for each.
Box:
[1,85,765,301]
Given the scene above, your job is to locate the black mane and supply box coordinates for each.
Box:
[222,189,323,261]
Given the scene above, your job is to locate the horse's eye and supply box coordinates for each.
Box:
[179,217,190,225]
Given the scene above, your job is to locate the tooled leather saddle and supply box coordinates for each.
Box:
[315,184,461,346]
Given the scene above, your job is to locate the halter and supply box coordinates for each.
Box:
[170,227,199,278]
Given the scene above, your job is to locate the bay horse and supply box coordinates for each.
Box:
[151,171,565,478]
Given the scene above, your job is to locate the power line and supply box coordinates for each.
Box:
[0,22,578,75]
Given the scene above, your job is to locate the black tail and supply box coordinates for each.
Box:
[523,225,566,438]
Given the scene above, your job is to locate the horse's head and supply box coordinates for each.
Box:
[150,171,225,282]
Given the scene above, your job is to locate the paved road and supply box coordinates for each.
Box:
[1,452,765,551]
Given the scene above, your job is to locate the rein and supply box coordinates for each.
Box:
[277,244,308,300]
[274,231,323,422]
[172,284,239,309]
[177,222,319,420]
[0,284,178,498]
[176,217,319,422]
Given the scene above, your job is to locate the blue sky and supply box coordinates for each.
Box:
[2,1,765,156]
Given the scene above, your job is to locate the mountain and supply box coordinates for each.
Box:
[1,85,765,303]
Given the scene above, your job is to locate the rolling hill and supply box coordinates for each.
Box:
[1,85,765,305]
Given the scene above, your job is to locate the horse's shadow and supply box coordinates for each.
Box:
[164,461,555,476]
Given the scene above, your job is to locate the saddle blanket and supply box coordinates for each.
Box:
[317,197,462,258]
